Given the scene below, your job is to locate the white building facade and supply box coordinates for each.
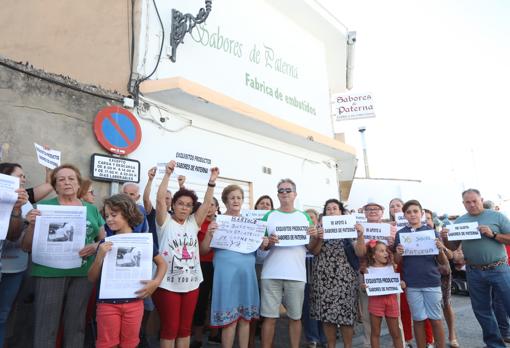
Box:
[131,0,357,211]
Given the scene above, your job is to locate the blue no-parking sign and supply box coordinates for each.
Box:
[93,106,142,155]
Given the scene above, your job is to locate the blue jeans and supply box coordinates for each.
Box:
[302,283,326,345]
[492,287,510,338]
[0,271,25,346]
[466,263,510,348]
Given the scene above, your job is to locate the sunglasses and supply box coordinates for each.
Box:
[277,188,294,194]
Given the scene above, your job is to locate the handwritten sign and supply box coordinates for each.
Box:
[447,222,480,241]
[34,143,61,169]
[210,215,266,253]
[365,266,403,296]
[241,210,269,221]
[362,223,391,244]
[322,215,357,239]
[355,213,367,224]
[400,229,438,256]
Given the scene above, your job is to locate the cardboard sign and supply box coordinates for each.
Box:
[211,215,266,253]
[240,210,269,221]
[365,266,403,296]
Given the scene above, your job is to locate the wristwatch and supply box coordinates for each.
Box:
[491,233,497,240]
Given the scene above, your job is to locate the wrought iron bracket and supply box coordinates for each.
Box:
[169,1,212,62]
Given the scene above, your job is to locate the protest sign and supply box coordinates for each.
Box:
[395,212,408,229]
[322,215,357,239]
[34,143,61,169]
[362,222,391,244]
[210,215,266,253]
[32,205,87,269]
[365,266,403,296]
[447,222,481,241]
[400,229,438,256]
[156,151,212,183]
[355,213,367,224]
[0,174,19,239]
[99,233,153,299]
[240,210,269,221]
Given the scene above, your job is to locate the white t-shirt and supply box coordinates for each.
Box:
[157,213,203,292]
[261,210,311,282]
[2,202,33,274]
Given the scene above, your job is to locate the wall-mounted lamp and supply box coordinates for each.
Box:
[346,31,356,90]
[169,1,212,62]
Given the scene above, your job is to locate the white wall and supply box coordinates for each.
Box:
[129,103,340,211]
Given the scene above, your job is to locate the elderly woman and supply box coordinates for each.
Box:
[77,178,95,204]
[153,161,219,348]
[22,164,105,348]
[310,199,365,348]
[201,185,267,348]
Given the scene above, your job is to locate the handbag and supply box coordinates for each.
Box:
[343,239,360,271]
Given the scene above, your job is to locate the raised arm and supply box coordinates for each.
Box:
[33,167,54,202]
[193,167,219,226]
[156,161,175,227]
[354,223,367,256]
[143,166,157,214]
[7,188,28,241]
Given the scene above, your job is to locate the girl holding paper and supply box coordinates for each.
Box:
[394,200,449,348]
[363,240,405,348]
[201,185,268,348]
[309,198,365,348]
[88,194,166,348]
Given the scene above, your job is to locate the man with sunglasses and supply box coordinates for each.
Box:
[259,178,319,348]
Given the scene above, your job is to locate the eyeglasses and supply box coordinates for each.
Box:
[277,188,294,194]
[364,207,382,212]
[176,201,194,209]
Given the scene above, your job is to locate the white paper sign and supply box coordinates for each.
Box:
[355,213,367,224]
[395,212,408,229]
[365,266,403,296]
[32,205,87,269]
[240,210,269,221]
[271,221,310,246]
[0,174,20,240]
[99,233,154,299]
[211,215,266,253]
[447,222,481,241]
[322,215,357,239]
[362,223,391,245]
[34,143,61,169]
[157,151,212,183]
[400,229,438,256]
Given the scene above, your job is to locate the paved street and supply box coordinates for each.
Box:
[197,294,496,348]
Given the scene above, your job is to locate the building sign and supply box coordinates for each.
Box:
[142,0,334,136]
[332,92,376,122]
[90,154,140,183]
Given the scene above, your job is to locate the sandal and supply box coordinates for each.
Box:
[449,339,460,347]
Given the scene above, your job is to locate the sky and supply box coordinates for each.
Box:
[318,0,510,212]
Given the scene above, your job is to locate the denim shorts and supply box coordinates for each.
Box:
[405,287,442,321]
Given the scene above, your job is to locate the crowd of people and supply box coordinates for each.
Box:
[1,159,510,348]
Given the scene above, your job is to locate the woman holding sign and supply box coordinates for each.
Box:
[153,161,219,348]
[309,198,365,348]
[394,200,449,348]
[201,185,267,348]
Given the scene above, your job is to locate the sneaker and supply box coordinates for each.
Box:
[306,342,317,348]
[405,342,414,348]
[426,344,435,348]
[503,337,510,343]
[208,334,221,345]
